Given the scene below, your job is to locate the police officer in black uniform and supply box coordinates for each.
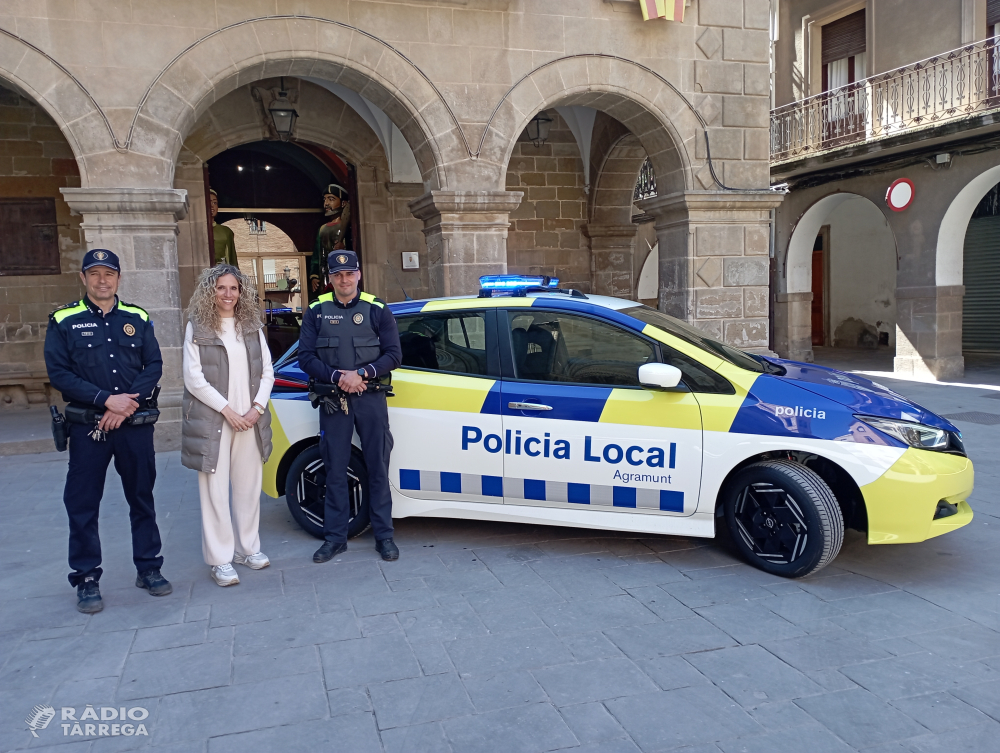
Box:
[298,250,402,564]
[44,249,172,613]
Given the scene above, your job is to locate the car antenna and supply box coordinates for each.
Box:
[385,261,413,301]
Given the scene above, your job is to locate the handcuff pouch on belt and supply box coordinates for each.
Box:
[58,386,161,442]
[308,376,393,416]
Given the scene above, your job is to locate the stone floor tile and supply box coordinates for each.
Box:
[603,616,738,660]
[233,610,360,654]
[904,721,1000,752]
[804,668,858,692]
[0,594,90,633]
[50,675,120,709]
[232,644,319,685]
[696,601,806,645]
[351,589,438,618]
[478,607,546,634]
[746,700,825,730]
[381,720,452,753]
[378,553,450,581]
[387,577,430,592]
[889,691,991,732]
[831,607,970,642]
[560,631,625,662]
[409,640,455,676]
[605,685,762,750]
[208,590,319,628]
[469,544,548,568]
[154,673,328,745]
[446,628,575,675]
[601,561,688,589]
[794,688,927,748]
[536,595,658,636]
[184,604,211,623]
[81,598,188,634]
[421,570,504,595]
[369,673,475,730]
[762,591,848,624]
[570,740,643,753]
[717,725,854,753]
[328,685,373,716]
[685,645,823,707]
[441,702,578,753]
[464,584,564,614]
[1,630,134,692]
[796,574,899,601]
[906,624,1000,661]
[839,656,967,700]
[635,655,713,691]
[532,656,658,706]
[762,632,892,672]
[132,621,208,653]
[319,633,422,690]
[662,575,775,608]
[624,586,693,621]
[951,679,1000,722]
[557,701,628,744]
[117,640,233,701]
[462,670,548,712]
[206,713,382,753]
[397,602,488,642]
[545,573,626,602]
[485,563,547,587]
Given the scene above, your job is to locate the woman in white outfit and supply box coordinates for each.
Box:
[181,264,275,586]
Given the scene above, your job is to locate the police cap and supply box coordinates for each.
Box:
[328,250,360,274]
[82,249,121,274]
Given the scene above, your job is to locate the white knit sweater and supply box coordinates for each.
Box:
[183,318,275,414]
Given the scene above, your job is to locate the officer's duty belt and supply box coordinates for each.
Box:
[64,405,160,426]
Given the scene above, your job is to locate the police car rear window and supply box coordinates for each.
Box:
[398,312,489,376]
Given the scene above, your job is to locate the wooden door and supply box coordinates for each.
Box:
[811,231,826,346]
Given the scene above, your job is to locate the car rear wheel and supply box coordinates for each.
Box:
[284,443,371,540]
[722,460,843,578]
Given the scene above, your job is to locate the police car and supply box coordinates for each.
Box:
[263,275,974,578]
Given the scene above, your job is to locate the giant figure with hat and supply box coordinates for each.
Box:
[209,189,238,267]
[44,249,172,613]
[308,183,351,301]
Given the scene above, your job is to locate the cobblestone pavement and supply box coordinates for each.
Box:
[1,375,998,753]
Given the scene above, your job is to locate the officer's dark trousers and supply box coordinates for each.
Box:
[318,391,394,544]
[63,422,163,586]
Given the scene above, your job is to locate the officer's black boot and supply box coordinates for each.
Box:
[136,568,172,596]
[314,541,347,563]
[376,538,399,562]
[76,576,103,614]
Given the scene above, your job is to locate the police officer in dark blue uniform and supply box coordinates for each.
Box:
[44,249,172,613]
[298,250,402,564]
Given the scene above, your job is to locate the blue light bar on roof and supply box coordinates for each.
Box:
[479,275,560,290]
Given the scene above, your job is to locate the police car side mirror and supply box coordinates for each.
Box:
[638,363,684,390]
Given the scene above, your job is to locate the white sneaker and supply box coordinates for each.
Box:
[234,551,270,570]
[211,563,240,586]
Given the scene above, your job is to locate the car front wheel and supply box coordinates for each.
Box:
[284,443,371,540]
[722,460,844,578]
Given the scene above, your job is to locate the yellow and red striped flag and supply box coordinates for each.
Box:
[639,0,685,22]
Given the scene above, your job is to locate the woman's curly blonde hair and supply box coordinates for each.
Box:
[186,264,262,337]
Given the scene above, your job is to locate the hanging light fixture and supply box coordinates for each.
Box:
[526,112,553,148]
[268,78,298,141]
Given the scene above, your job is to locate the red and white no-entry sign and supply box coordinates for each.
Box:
[886,178,914,212]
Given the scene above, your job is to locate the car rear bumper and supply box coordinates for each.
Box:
[860,447,974,544]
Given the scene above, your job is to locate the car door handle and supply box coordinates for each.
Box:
[508,402,552,411]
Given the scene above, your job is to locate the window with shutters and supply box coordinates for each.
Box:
[821,10,866,92]
[0,198,61,276]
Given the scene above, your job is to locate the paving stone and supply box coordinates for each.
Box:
[0,594,90,633]
[208,591,319,627]
[569,740,643,753]
[839,655,969,700]
[545,573,626,602]
[233,610,360,654]
[487,563,547,587]
[441,702,578,753]
[763,591,848,624]
[360,612,401,636]
[685,645,823,707]
[601,561,688,588]
[379,554,450,581]
[951,679,1000,721]
[409,640,455,676]
[232,645,319,684]
[320,633,422,690]
[532,656,658,706]
[82,598,188,633]
[746,700,824,730]
[462,670,548,712]
[447,628,575,675]
[421,570,504,594]
[478,607,546,633]
[605,685,762,750]
[906,624,1000,661]
[536,595,659,636]
[117,640,233,701]
[717,725,853,753]
[636,655,713,691]
[327,685,373,716]
[465,584,564,614]
[624,586,693,621]
[50,675,119,708]
[381,720,452,753]
[154,673,329,744]
[558,701,629,744]
[470,544,548,567]
[604,616,738,660]
[889,691,991,732]
[560,632,624,662]
[762,632,892,672]
[797,574,898,601]
[398,601,488,642]
[804,668,858,692]
[662,575,774,608]
[696,601,806,644]
[1,629,134,692]
[369,673,476,729]
[351,589,439,617]
[794,688,927,748]
[206,712,382,753]
[905,721,1000,752]
[132,621,208,653]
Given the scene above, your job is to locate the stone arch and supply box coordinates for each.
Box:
[0,31,101,183]
[105,17,468,190]
[479,56,701,196]
[936,164,1000,286]
[589,128,647,225]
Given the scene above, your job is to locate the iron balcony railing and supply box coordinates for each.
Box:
[771,37,1000,164]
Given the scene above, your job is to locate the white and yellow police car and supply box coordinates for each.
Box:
[264,275,973,578]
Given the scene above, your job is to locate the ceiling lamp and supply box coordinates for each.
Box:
[268,79,298,141]
[526,113,553,148]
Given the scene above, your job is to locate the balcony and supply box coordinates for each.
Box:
[771,38,1000,165]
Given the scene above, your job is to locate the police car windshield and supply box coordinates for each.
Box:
[621,305,768,373]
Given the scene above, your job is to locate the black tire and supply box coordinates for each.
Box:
[722,460,843,578]
[284,443,371,540]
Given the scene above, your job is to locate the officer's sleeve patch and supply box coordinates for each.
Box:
[51,300,86,323]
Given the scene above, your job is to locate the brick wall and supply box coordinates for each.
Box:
[0,85,83,409]
[505,111,591,292]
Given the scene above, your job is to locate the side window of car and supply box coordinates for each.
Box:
[398,312,489,376]
[507,310,655,386]
[661,345,735,394]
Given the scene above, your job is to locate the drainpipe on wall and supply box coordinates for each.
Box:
[769,206,777,352]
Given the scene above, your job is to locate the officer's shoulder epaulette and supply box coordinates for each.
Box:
[50,300,86,324]
[359,291,385,308]
[309,293,334,309]
[119,302,150,321]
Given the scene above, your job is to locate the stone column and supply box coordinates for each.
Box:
[894,285,965,380]
[409,191,523,297]
[60,187,189,450]
[773,292,814,362]
[583,224,639,298]
[638,191,783,353]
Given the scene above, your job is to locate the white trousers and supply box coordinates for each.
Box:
[198,422,263,566]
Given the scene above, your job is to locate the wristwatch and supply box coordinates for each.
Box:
[252,403,265,415]
[357,368,367,378]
